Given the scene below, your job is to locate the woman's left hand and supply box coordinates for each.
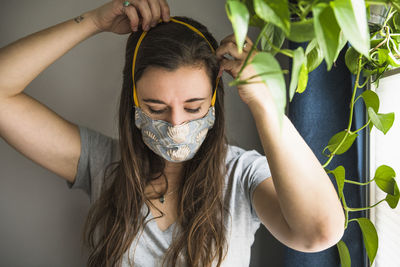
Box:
[216,34,271,107]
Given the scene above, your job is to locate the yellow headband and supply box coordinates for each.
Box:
[132,17,220,107]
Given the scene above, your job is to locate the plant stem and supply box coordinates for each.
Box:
[383,7,394,28]
[321,56,363,168]
[358,76,370,88]
[346,198,386,212]
[344,178,374,185]
[229,70,289,86]
[370,31,390,53]
[353,119,371,134]
[235,23,269,81]
[298,1,316,21]
[342,196,349,229]
[348,56,363,131]
[242,70,289,81]
[264,37,293,57]
[230,80,265,86]
[322,132,351,168]
[365,1,389,6]
[354,94,362,104]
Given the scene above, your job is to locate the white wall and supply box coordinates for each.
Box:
[0,0,284,266]
[369,70,400,267]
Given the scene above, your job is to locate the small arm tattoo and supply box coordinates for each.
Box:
[74,15,85,23]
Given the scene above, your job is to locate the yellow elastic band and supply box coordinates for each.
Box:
[132,30,147,108]
[132,17,219,107]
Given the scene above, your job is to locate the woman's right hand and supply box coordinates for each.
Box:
[88,0,170,34]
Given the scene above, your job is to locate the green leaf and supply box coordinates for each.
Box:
[387,51,400,67]
[361,90,380,113]
[368,107,395,134]
[393,12,400,31]
[390,0,400,13]
[226,0,250,53]
[370,37,385,48]
[312,3,342,70]
[374,49,389,66]
[330,165,345,200]
[324,131,358,155]
[334,31,348,62]
[386,182,400,208]
[331,0,370,58]
[305,39,324,72]
[289,47,307,101]
[249,14,265,28]
[254,0,290,35]
[260,23,285,55]
[250,52,286,123]
[355,218,378,265]
[337,240,351,267]
[297,64,308,94]
[345,46,360,74]
[374,165,396,195]
[287,19,315,43]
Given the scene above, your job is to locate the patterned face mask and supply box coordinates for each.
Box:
[134,106,215,162]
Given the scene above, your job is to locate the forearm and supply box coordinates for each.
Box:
[0,11,101,98]
[249,96,345,245]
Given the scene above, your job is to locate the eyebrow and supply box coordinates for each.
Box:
[142,98,206,104]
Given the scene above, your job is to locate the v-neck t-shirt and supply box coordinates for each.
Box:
[66,125,272,267]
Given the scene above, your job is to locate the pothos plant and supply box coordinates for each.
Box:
[224,0,400,266]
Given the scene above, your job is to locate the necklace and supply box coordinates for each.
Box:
[159,189,178,204]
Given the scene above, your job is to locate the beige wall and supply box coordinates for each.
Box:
[0,0,284,265]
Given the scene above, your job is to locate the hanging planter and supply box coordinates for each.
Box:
[369,4,390,32]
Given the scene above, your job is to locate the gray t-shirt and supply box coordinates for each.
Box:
[67,125,271,267]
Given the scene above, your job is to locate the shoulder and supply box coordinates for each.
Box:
[224,144,271,188]
[224,144,270,185]
[79,125,120,157]
[225,144,266,167]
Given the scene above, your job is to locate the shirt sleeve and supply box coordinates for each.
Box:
[237,149,272,220]
[66,125,118,201]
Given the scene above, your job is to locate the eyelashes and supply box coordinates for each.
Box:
[148,107,201,114]
[148,108,166,114]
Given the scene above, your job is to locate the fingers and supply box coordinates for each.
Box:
[220,34,236,46]
[218,58,243,79]
[216,41,247,61]
[123,0,171,32]
[220,34,253,47]
[159,0,171,22]
[123,5,140,31]
[131,0,153,31]
[217,34,255,79]
[147,0,161,27]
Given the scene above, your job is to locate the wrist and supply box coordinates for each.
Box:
[77,11,103,35]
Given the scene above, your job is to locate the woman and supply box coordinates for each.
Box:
[0,0,345,266]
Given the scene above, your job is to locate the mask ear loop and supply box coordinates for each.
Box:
[132,17,220,108]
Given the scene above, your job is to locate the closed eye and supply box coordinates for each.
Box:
[148,107,201,114]
[186,108,201,113]
[148,108,167,114]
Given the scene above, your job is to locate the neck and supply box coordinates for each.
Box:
[163,160,184,183]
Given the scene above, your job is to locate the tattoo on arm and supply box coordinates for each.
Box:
[74,15,84,23]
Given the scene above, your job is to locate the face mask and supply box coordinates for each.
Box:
[134,106,215,162]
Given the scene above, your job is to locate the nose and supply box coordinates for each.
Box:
[169,109,187,126]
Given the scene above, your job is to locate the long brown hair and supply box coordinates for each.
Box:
[82,16,228,266]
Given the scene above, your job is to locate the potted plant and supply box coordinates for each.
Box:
[224,0,400,266]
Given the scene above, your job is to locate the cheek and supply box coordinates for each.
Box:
[198,104,212,118]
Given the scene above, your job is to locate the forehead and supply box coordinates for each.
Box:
[136,65,213,103]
